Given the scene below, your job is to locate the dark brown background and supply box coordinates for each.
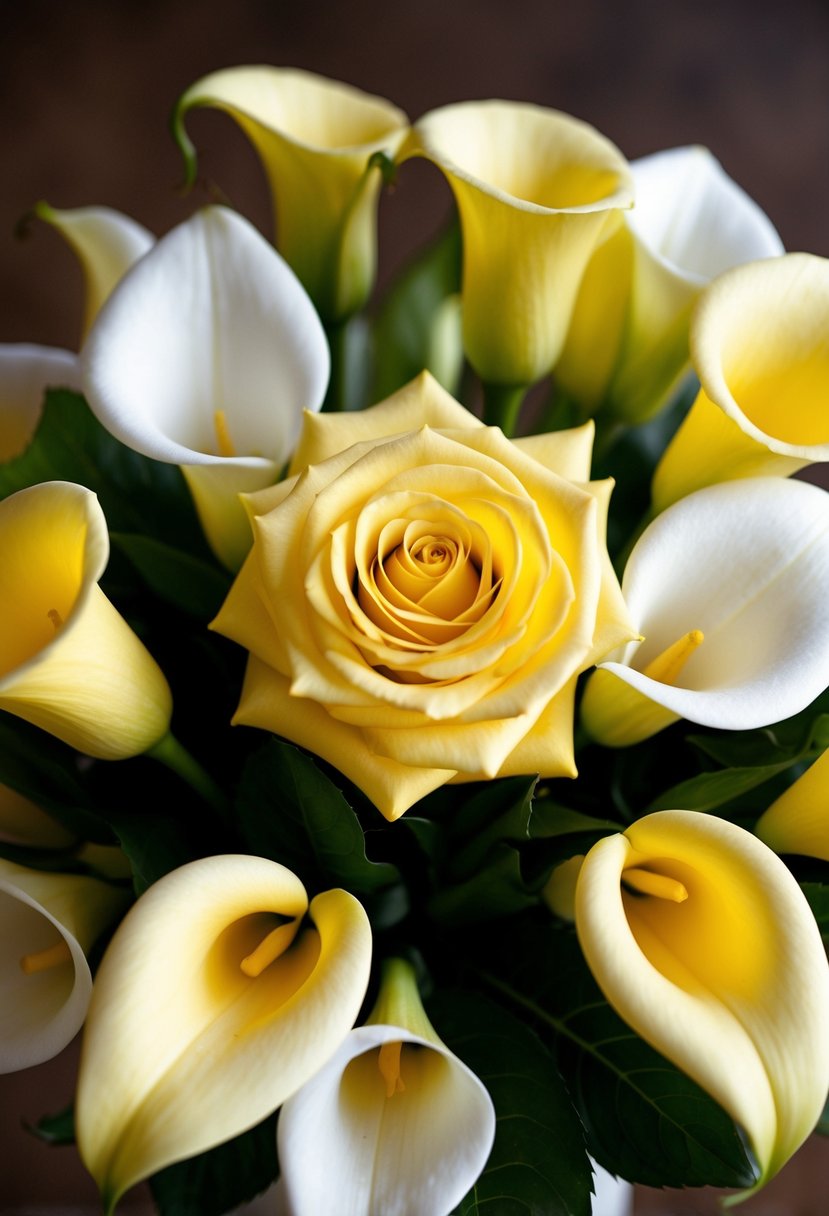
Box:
[1,0,828,1210]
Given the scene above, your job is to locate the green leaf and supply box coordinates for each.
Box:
[529,803,622,840]
[235,740,400,900]
[475,916,757,1189]
[372,223,463,400]
[110,533,230,619]
[428,843,538,926]
[149,1113,278,1216]
[427,991,592,1216]
[801,883,829,948]
[448,777,537,879]
[26,1104,75,1145]
[646,762,799,815]
[0,389,207,554]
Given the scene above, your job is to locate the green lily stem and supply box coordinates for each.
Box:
[148,732,228,817]
[481,381,529,437]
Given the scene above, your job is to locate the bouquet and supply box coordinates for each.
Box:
[2,66,829,1216]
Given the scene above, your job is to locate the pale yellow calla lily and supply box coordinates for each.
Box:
[0,784,76,848]
[652,253,829,511]
[408,100,633,389]
[755,748,829,861]
[173,67,409,322]
[580,478,829,747]
[278,958,495,1216]
[0,343,81,461]
[34,202,154,339]
[576,809,829,1193]
[76,854,371,1213]
[81,205,330,570]
[0,858,128,1072]
[0,481,172,758]
[556,146,783,422]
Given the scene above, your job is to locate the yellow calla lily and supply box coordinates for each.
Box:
[408,100,633,390]
[575,810,829,1194]
[278,958,495,1215]
[555,146,783,423]
[756,748,829,861]
[0,858,129,1072]
[76,854,371,1213]
[0,481,172,758]
[0,783,76,848]
[34,202,153,339]
[652,253,829,511]
[173,67,409,322]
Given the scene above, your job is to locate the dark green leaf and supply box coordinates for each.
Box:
[801,883,829,948]
[529,803,622,840]
[646,762,800,815]
[372,223,463,400]
[149,1114,278,1216]
[0,389,207,554]
[235,740,400,899]
[689,712,829,768]
[475,917,757,1189]
[111,533,230,619]
[448,777,537,879]
[26,1104,75,1145]
[428,844,538,925]
[428,991,592,1216]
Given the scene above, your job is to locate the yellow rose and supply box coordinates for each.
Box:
[213,373,634,820]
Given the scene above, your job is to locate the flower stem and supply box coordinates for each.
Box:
[147,732,228,817]
[481,381,528,437]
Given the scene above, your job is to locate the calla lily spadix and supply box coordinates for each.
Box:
[76,854,372,1213]
[652,252,829,511]
[81,205,330,569]
[755,748,829,862]
[173,67,410,322]
[277,957,496,1216]
[0,343,81,461]
[580,477,829,748]
[0,481,172,758]
[407,100,634,390]
[555,146,783,423]
[34,202,154,338]
[0,858,129,1073]
[576,810,829,1193]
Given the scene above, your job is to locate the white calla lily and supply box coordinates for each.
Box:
[0,343,81,460]
[81,205,330,569]
[0,858,128,1073]
[556,146,783,421]
[652,253,829,510]
[76,854,371,1213]
[35,202,154,337]
[581,478,829,746]
[576,810,829,1191]
[278,958,495,1216]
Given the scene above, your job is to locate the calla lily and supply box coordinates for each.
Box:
[173,67,409,322]
[575,809,829,1191]
[408,100,633,390]
[34,202,154,338]
[0,481,172,758]
[76,854,371,1213]
[0,783,76,849]
[0,858,128,1073]
[651,253,829,511]
[556,146,783,422]
[755,748,829,861]
[0,343,81,460]
[81,205,330,569]
[277,958,495,1216]
[580,477,829,747]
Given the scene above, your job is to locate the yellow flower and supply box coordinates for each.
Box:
[173,67,409,322]
[408,101,633,388]
[76,854,371,1213]
[575,810,829,1194]
[0,481,172,758]
[0,858,128,1072]
[278,958,495,1216]
[755,748,829,862]
[213,373,634,820]
[652,253,829,511]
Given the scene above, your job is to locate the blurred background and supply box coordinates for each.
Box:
[1,0,828,1211]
